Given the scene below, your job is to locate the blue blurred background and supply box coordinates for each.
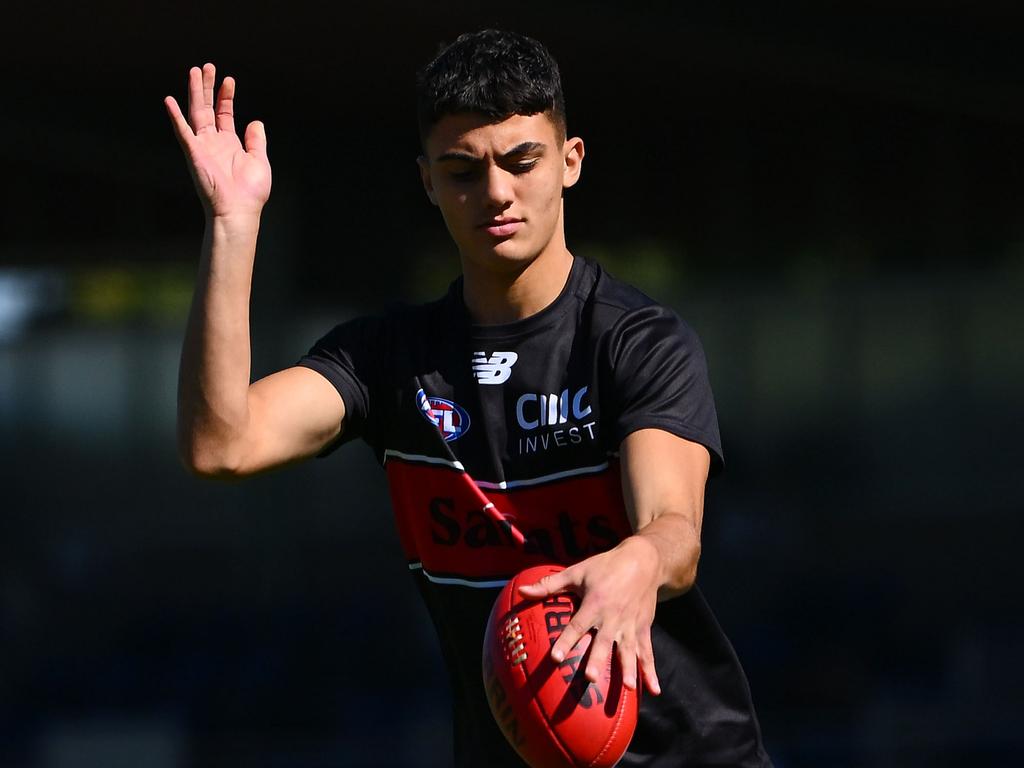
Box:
[2,2,1023,766]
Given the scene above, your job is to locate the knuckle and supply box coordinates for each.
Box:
[568,617,590,635]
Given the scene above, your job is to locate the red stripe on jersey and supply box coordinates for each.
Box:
[385,458,634,579]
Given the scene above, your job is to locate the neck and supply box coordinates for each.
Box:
[462,244,573,326]
[461,206,574,325]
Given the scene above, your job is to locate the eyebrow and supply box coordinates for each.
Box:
[435,141,547,163]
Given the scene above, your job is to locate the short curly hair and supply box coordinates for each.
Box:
[416,29,567,142]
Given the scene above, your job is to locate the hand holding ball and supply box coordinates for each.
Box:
[483,564,640,768]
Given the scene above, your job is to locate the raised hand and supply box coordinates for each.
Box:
[164,63,271,218]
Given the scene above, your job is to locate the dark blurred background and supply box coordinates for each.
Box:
[3,2,1023,766]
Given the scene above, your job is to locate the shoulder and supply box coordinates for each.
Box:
[577,258,701,349]
[577,257,659,313]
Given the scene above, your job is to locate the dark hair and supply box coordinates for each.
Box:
[416,29,566,142]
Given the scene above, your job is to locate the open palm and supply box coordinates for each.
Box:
[165,63,271,217]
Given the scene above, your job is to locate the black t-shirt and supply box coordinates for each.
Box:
[299,256,771,767]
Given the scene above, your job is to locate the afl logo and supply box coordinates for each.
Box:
[416,388,471,442]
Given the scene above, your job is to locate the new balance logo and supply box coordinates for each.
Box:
[472,351,518,385]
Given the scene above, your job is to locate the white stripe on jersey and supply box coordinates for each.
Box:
[383,448,610,490]
[476,462,610,490]
[407,562,509,589]
[383,449,465,471]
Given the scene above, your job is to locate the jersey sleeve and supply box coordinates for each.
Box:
[296,315,383,449]
[606,305,724,474]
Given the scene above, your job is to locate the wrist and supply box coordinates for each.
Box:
[631,518,700,595]
[207,211,262,241]
[618,534,665,585]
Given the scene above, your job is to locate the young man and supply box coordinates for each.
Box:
[166,29,771,767]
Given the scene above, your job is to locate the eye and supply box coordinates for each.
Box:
[509,159,538,174]
[449,167,479,182]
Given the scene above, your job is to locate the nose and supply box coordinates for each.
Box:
[482,163,513,210]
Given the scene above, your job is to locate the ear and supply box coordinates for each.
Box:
[417,155,438,206]
[562,136,585,189]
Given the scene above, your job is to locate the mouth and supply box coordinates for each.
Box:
[479,218,525,237]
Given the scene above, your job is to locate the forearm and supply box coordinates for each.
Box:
[177,213,261,473]
[618,429,709,599]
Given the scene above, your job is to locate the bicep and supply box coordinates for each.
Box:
[239,366,347,474]
[619,428,711,534]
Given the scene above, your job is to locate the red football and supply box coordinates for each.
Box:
[483,564,640,768]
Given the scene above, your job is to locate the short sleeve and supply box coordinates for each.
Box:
[296,315,383,448]
[606,306,724,474]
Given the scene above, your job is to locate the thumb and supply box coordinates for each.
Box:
[518,570,573,598]
[244,120,267,157]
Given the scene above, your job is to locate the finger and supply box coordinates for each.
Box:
[568,631,593,660]
[215,75,236,133]
[584,629,614,684]
[637,631,661,695]
[191,63,217,134]
[202,62,216,108]
[163,96,194,150]
[616,635,638,691]
[188,65,214,134]
[244,120,267,158]
[550,607,597,663]
[518,570,575,599]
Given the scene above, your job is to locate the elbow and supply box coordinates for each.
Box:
[177,432,246,480]
[180,453,242,480]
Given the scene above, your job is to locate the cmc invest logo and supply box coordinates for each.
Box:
[516,386,592,430]
[416,389,471,442]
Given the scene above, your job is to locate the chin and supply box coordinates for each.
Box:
[467,237,542,273]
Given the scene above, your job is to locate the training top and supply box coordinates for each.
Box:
[298,255,772,767]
